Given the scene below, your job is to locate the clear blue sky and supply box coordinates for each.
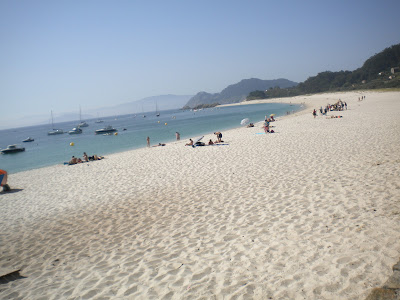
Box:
[1,0,399,129]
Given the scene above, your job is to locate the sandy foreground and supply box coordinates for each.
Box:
[1,91,400,299]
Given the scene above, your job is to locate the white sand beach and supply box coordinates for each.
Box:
[1,91,399,299]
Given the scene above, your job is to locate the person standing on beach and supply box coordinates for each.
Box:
[147,136,150,147]
[176,132,180,141]
[214,132,222,143]
[313,109,317,118]
[263,119,270,133]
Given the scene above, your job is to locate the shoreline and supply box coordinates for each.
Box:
[1,90,399,299]
[1,102,301,176]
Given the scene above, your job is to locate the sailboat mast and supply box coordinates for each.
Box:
[156,101,160,117]
[51,110,54,129]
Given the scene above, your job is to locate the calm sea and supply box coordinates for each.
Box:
[0,102,301,174]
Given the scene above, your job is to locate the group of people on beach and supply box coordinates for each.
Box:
[185,132,224,147]
[146,132,180,148]
[207,132,224,145]
[148,111,279,149]
[313,100,348,118]
[68,152,103,165]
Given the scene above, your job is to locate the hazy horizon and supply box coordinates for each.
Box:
[0,93,195,130]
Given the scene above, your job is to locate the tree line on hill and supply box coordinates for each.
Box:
[183,78,297,109]
[247,43,400,101]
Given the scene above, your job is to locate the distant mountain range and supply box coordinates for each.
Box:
[183,78,298,108]
[41,79,299,125]
[23,95,194,128]
[88,94,194,118]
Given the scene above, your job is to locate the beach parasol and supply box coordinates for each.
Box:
[193,136,204,144]
[191,136,204,147]
[240,118,250,126]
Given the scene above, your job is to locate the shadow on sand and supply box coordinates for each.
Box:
[0,188,24,195]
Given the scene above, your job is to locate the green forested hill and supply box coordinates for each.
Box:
[184,78,297,109]
[247,43,400,100]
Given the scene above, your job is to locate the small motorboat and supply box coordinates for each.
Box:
[22,137,34,142]
[69,127,83,134]
[1,145,25,154]
[48,129,64,135]
[78,121,89,127]
[95,125,117,134]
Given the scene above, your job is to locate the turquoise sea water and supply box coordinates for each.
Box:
[0,102,301,174]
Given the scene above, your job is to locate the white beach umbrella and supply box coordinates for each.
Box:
[193,136,204,144]
[240,118,250,126]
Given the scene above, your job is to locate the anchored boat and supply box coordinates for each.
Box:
[48,111,64,135]
[95,125,117,134]
[22,137,34,142]
[1,145,25,154]
[69,127,83,134]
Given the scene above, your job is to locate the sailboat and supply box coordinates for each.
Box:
[77,106,88,127]
[156,101,160,117]
[95,113,104,123]
[48,111,64,135]
[142,104,146,118]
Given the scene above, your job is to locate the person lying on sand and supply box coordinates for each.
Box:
[69,156,78,165]
[185,139,193,146]
[88,155,104,161]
